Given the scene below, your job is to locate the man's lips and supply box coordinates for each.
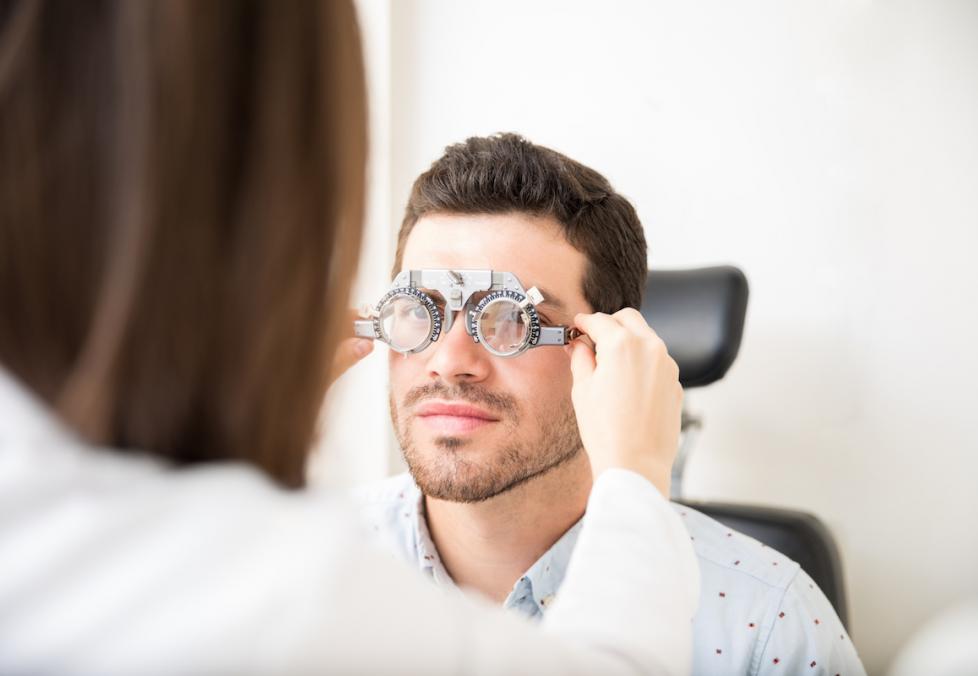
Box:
[415,401,498,419]
[413,401,500,434]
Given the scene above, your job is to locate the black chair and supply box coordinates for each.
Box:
[640,266,849,629]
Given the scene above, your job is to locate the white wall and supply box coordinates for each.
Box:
[323,1,978,673]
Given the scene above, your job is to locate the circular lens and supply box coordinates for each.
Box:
[477,298,529,356]
[379,294,432,352]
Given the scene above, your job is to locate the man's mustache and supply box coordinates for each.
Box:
[402,381,519,420]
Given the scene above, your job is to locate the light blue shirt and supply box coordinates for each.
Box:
[357,473,867,676]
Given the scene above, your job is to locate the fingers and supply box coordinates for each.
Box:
[573,308,665,350]
[572,312,628,350]
[612,309,677,376]
[568,339,596,383]
[572,310,678,391]
[329,336,373,386]
[611,308,656,338]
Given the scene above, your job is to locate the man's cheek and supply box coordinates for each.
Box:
[387,362,413,401]
[499,355,568,389]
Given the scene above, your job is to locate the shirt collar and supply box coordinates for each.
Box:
[404,481,456,586]
[514,518,583,614]
[401,474,584,617]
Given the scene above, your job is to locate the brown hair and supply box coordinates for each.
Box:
[0,0,367,488]
[394,133,647,313]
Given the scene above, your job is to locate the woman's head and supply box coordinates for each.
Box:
[0,0,367,487]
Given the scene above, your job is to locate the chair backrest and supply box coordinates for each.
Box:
[640,266,749,388]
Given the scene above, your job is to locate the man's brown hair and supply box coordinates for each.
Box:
[394,133,647,313]
[0,0,366,488]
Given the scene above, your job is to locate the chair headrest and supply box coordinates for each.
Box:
[639,266,749,388]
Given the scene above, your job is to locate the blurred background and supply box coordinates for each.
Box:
[310,2,978,674]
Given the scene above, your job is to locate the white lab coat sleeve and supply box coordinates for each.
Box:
[542,469,700,673]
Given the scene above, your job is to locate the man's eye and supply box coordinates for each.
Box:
[397,305,429,321]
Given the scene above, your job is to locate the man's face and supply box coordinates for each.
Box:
[389,213,592,503]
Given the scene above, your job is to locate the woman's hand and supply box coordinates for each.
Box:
[328,310,374,387]
[568,309,682,498]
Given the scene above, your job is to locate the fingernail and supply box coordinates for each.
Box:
[354,339,372,357]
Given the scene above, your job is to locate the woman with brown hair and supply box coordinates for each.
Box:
[0,1,697,674]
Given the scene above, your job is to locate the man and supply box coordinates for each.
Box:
[357,133,866,675]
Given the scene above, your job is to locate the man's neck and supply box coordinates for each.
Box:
[423,450,593,604]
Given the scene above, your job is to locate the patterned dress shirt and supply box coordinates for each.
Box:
[357,473,867,676]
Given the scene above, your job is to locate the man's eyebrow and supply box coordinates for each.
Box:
[534,287,568,313]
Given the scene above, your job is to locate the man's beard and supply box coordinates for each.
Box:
[390,381,583,503]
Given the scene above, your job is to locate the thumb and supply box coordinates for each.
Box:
[329,337,373,386]
[568,339,596,385]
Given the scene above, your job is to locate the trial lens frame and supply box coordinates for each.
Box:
[353,268,582,357]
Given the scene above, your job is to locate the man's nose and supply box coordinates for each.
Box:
[423,311,492,384]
